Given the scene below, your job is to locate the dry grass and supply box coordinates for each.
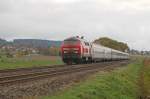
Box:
[143,59,150,97]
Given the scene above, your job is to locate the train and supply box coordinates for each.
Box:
[61,36,129,64]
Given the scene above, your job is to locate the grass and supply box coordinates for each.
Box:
[43,59,143,99]
[0,55,63,69]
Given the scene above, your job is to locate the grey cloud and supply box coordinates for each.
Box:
[0,0,150,50]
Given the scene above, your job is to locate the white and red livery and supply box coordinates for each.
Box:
[61,36,129,64]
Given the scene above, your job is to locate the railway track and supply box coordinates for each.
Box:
[0,61,129,86]
[0,64,65,74]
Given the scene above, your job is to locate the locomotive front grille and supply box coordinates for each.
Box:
[63,53,80,58]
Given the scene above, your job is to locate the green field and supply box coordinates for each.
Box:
[43,58,143,99]
[0,55,63,69]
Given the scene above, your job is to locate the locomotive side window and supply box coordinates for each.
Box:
[84,42,89,46]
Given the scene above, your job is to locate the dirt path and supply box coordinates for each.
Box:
[139,59,150,99]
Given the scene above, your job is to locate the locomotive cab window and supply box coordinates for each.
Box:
[64,38,80,45]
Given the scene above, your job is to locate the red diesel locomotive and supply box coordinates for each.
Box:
[61,36,92,64]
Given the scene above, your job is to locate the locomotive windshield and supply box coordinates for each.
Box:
[64,38,80,45]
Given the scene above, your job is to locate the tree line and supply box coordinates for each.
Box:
[94,37,129,52]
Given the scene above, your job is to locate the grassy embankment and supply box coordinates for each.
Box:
[43,58,143,99]
[0,55,63,69]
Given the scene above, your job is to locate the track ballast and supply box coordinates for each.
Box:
[0,61,129,86]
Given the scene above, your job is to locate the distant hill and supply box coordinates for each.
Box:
[13,39,62,48]
[0,38,8,46]
[0,39,62,48]
[94,37,129,52]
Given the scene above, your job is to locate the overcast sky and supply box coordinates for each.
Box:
[0,0,150,50]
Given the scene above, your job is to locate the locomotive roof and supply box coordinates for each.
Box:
[64,36,88,42]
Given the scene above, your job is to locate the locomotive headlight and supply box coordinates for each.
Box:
[64,51,68,53]
[74,51,78,53]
